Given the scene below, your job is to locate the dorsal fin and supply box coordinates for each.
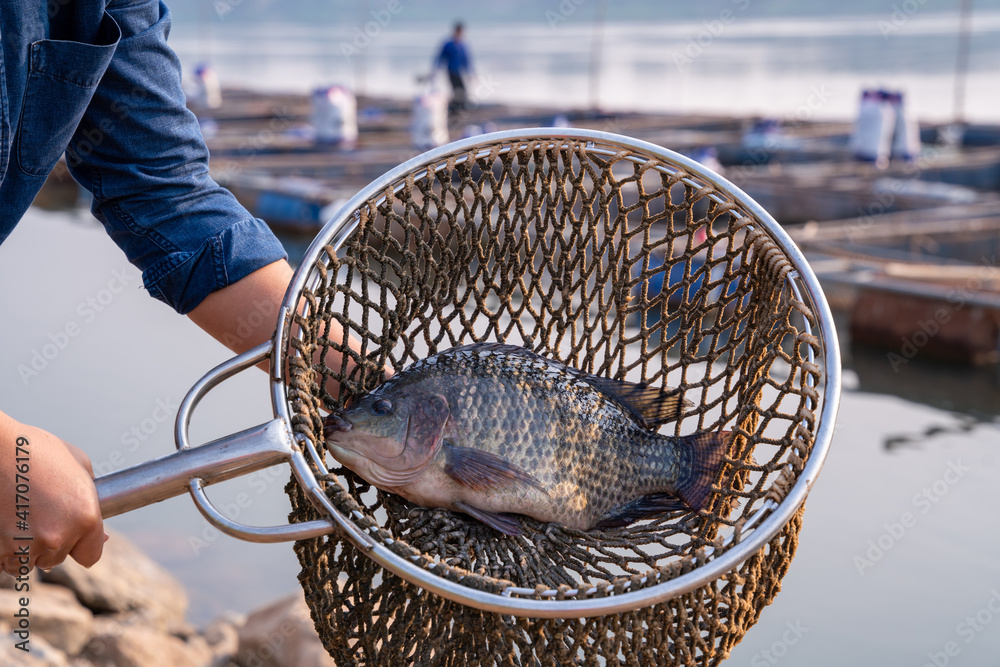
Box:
[579,375,692,429]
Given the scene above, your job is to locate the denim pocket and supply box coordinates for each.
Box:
[15,12,120,177]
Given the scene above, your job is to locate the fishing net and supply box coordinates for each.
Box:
[280,132,836,666]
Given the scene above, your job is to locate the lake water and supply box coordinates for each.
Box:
[165,3,1000,123]
[2,207,999,665]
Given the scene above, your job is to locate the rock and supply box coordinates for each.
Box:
[0,531,338,667]
[201,613,243,664]
[236,592,334,667]
[0,568,40,590]
[81,619,211,667]
[0,582,94,655]
[41,529,187,631]
[0,631,72,666]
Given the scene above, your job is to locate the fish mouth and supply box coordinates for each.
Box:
[322,412,408,462]
[323,414,353,439]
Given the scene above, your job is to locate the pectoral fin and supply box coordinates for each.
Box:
[454,501,523,536]
[442,442,545,493]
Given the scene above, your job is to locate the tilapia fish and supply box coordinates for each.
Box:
[323,343,729,535]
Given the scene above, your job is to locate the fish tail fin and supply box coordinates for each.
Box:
[674,430,731,512]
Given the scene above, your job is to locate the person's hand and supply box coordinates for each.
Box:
[0,412,106,574]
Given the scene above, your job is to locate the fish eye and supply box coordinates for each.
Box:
[372,398,393,416]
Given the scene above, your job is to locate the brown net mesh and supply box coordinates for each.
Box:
[282,136,826,666]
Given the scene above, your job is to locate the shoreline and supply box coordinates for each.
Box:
[0,528,331,667]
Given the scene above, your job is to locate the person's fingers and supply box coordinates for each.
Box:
[68,519,106,569]
[2,552,30,577]
[35,546,69,572]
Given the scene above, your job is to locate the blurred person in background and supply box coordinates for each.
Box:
[433,21,474,115]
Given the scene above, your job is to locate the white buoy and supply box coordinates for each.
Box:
[311,86,358,145]
[889,91,921,161]
[850,89,895,166]
[411,90,449,149]
[190,63,222,109]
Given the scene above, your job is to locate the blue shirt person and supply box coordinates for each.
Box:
[0,0,355,575]
[434,22,472,114]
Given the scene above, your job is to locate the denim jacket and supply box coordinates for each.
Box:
[0,0,287,313]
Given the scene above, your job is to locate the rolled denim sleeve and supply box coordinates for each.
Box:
[65,0,286,314]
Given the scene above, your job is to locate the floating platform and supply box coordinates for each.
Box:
[28,88,1000,365]
[789,200,1000,365]
[34,88,1000,231]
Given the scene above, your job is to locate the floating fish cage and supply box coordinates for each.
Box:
[267,129,841,666]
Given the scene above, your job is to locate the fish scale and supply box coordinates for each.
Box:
[428,348,656,517]
[325,343,729,534]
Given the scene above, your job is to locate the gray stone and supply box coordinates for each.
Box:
[41,530,187,631]
[0,582,94,655]
[81,620,211,667]
[200,614,242,665]
[0,568,40,590]
[0,631,72,666]
[236,592,334,667]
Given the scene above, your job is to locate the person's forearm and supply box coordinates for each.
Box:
[186,259,293,356]
[186,260,374,396]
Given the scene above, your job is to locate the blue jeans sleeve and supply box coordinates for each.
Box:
[65,0,287,315]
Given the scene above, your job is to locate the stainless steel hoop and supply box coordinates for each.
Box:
[272,129,842,618]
